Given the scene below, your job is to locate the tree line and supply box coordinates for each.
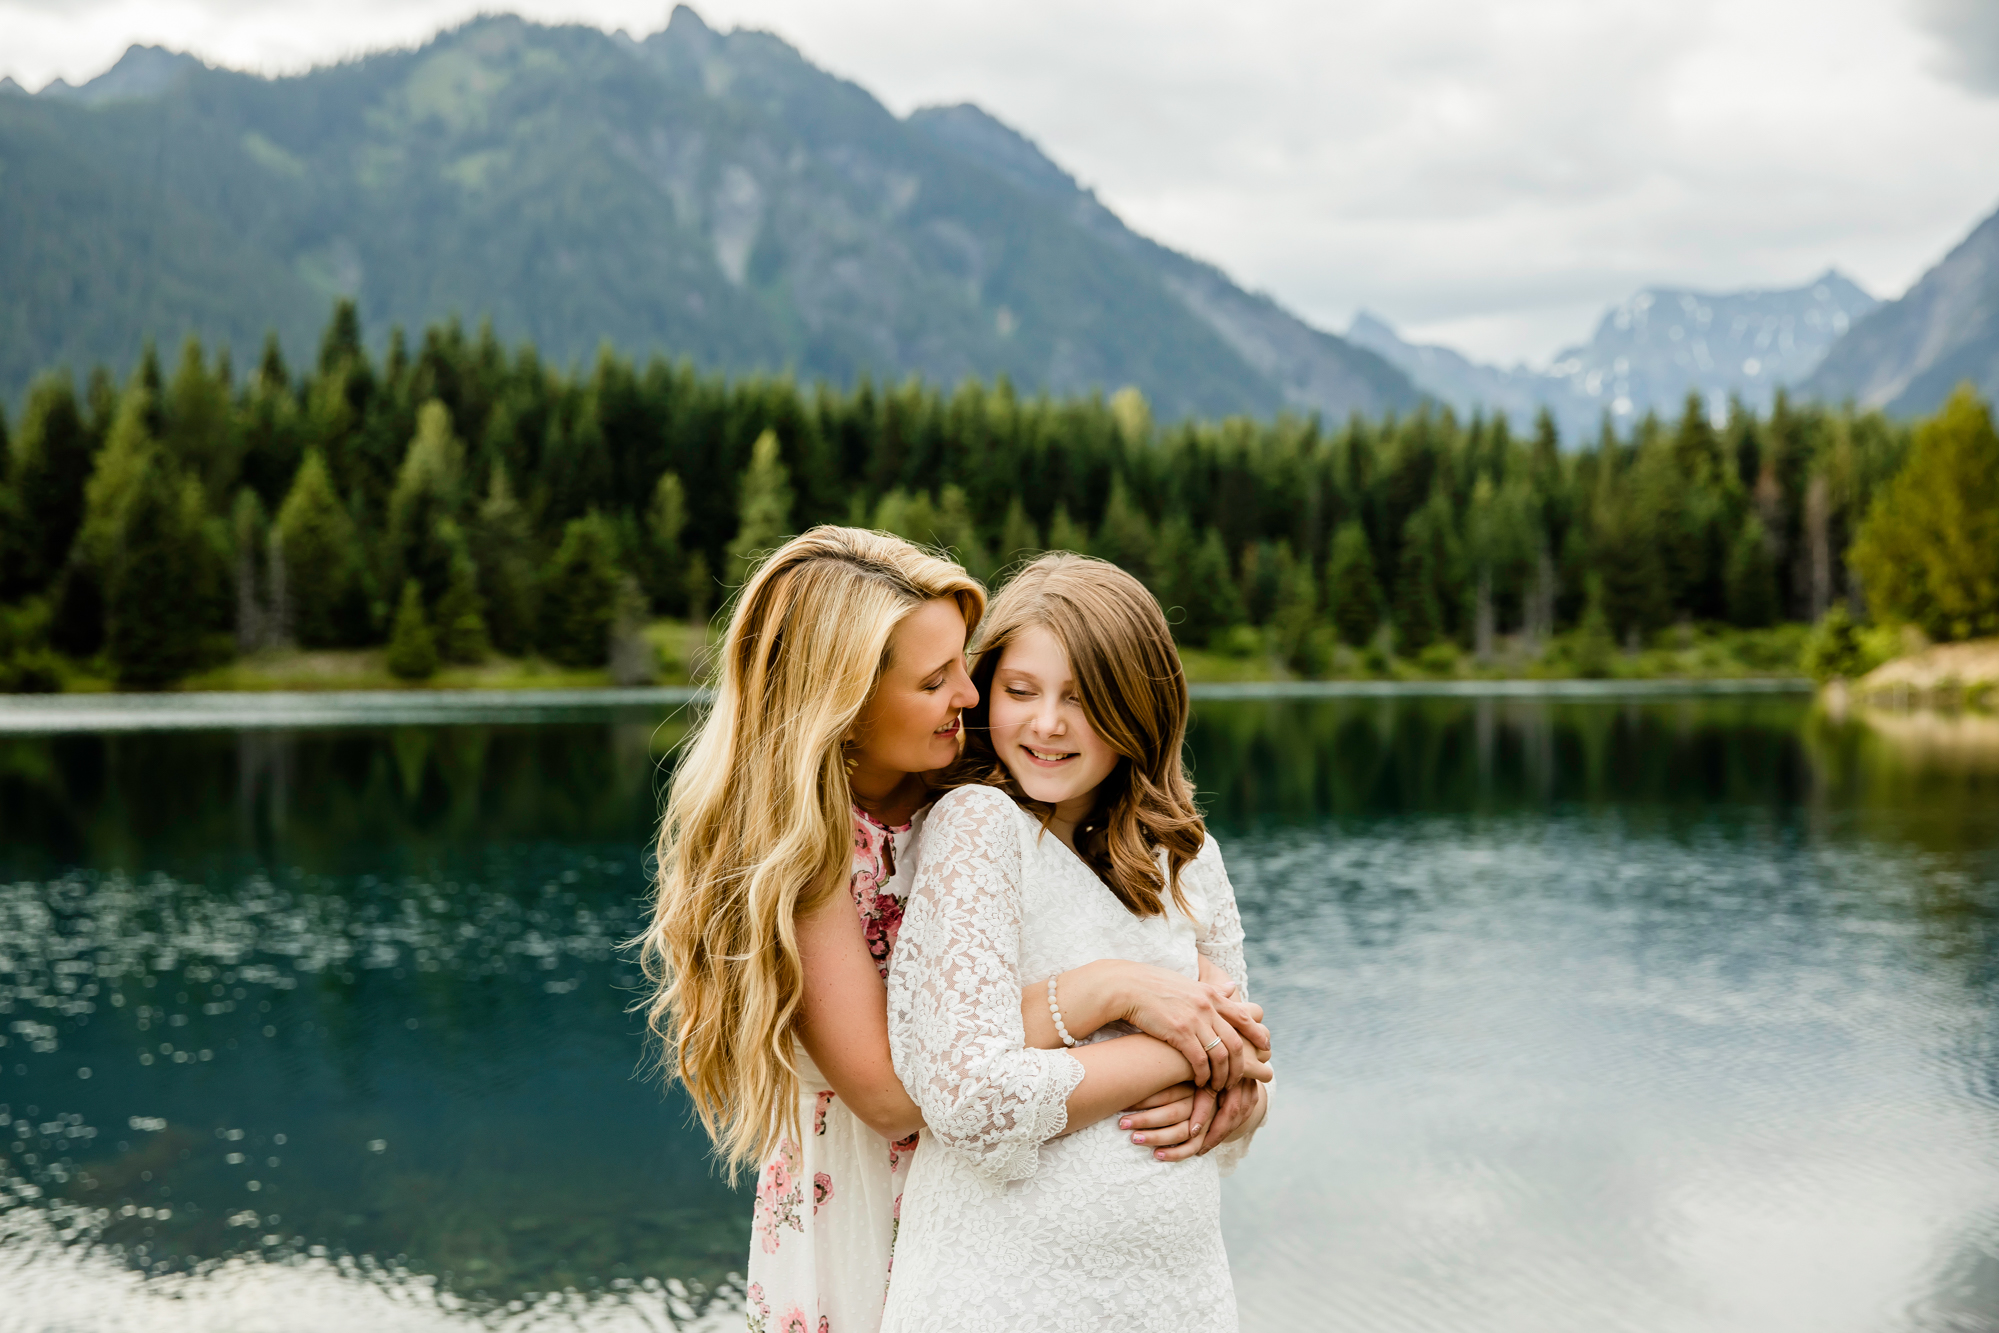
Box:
[2,298,1992,691]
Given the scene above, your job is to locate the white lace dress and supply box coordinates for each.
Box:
[880,785,1257,1333]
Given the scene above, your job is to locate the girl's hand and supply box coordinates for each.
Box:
[1116,1082,1216,1160]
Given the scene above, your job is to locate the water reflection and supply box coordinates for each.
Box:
[1,696,1996,1331]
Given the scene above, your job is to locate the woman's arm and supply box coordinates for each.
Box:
[797,888,1250,1142]
[794,884,923,1142]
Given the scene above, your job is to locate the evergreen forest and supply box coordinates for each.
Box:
[3,299,1994,693]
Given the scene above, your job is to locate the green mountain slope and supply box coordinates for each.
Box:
[0,7,1416,421]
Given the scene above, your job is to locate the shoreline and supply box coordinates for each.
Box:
[0,678,1815,735]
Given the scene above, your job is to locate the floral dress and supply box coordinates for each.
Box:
[744,805,923,1333]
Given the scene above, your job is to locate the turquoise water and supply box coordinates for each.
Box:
[1,693,1996,1331]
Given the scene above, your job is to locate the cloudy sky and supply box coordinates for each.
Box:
[6,0,1999,365]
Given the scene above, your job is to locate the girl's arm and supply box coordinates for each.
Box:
[886,787,1270,1185]
[796,889,1259,1142]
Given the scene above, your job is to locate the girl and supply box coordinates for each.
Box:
[883,553,1271,1332]
[640,529,1267,1333]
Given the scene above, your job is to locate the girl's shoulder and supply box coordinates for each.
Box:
[927,782,1024,826]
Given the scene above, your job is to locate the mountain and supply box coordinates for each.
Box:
[1352,271,1877,441]
[1344,311,1550,429]
[1805,202,1999,416]
[0,9,1416,421]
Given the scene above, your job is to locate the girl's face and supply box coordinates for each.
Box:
[987,623,1120,818]
[849,598,979,778]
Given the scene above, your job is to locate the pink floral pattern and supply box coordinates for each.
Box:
[753,1139,805,1254]
[743,805,921,1332]
[850,806,909,978]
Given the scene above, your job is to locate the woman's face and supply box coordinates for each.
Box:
[849,598,979,778]
[987,623,1120,818]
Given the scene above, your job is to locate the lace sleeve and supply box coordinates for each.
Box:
[886,786,1086,1190]
[1189,835,1266,1176]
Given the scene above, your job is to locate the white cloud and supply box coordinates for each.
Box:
[4,0,1998,364]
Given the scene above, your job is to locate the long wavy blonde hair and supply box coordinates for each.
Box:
[639,525,985,1176]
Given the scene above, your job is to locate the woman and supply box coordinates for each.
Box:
[882,553,1270,1332]
[640,528,1267,1333]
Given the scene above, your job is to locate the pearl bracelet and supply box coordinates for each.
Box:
[1047,973,1077,1048]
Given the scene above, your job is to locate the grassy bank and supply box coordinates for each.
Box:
[18,619,1816,694]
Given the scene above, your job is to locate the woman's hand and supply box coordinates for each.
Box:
[1195,1077,1268,1154]
[1112,958,1270,1091]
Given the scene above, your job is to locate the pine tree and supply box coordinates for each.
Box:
[1327,520,1383,648]
[1723,513,1778,628]
[276,451,359,648]
[1270,544,1324,675]
[1849,385,1999,640]
[1572,575,1615,678]
[540,513,623,667]
[385,579,439,680]
[1091,475,1155,590]
[106,458,207,687]
[2,374,93,601]
[473,463,537,654]
[436,550,490,664]
[726,429,794,587]
[1391,527,1440,655]
[998,498,1041,568]
[1046,506,1086,554]
[1186,527,1246,645]
[645,471,689,613]
[163,335,238,505]
[387,400,467,610]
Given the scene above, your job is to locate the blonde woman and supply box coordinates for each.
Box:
[640,528,1267,1333]
[882,554,1271,1332]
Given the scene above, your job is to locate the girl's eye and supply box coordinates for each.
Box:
[1005,686,1031,698]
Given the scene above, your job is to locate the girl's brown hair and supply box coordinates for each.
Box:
[942,552,1204,916]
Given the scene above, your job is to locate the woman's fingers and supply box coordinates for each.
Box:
[1208,1020,1247,1090]
[1195,1081,1262,1155]
[1243,1049,1275,1083]
[1218,999,1271,1051]
[1117,1094,1195,1132]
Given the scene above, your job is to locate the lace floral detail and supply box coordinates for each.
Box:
[880,787,1252,1333]
[1185,836,1266,1178]
[886,785,1085,1191]
[850,806,910,979]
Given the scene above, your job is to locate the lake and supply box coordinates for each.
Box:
[2,689,1995,1332]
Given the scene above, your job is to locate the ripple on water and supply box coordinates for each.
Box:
[1219,812,1999,1333]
